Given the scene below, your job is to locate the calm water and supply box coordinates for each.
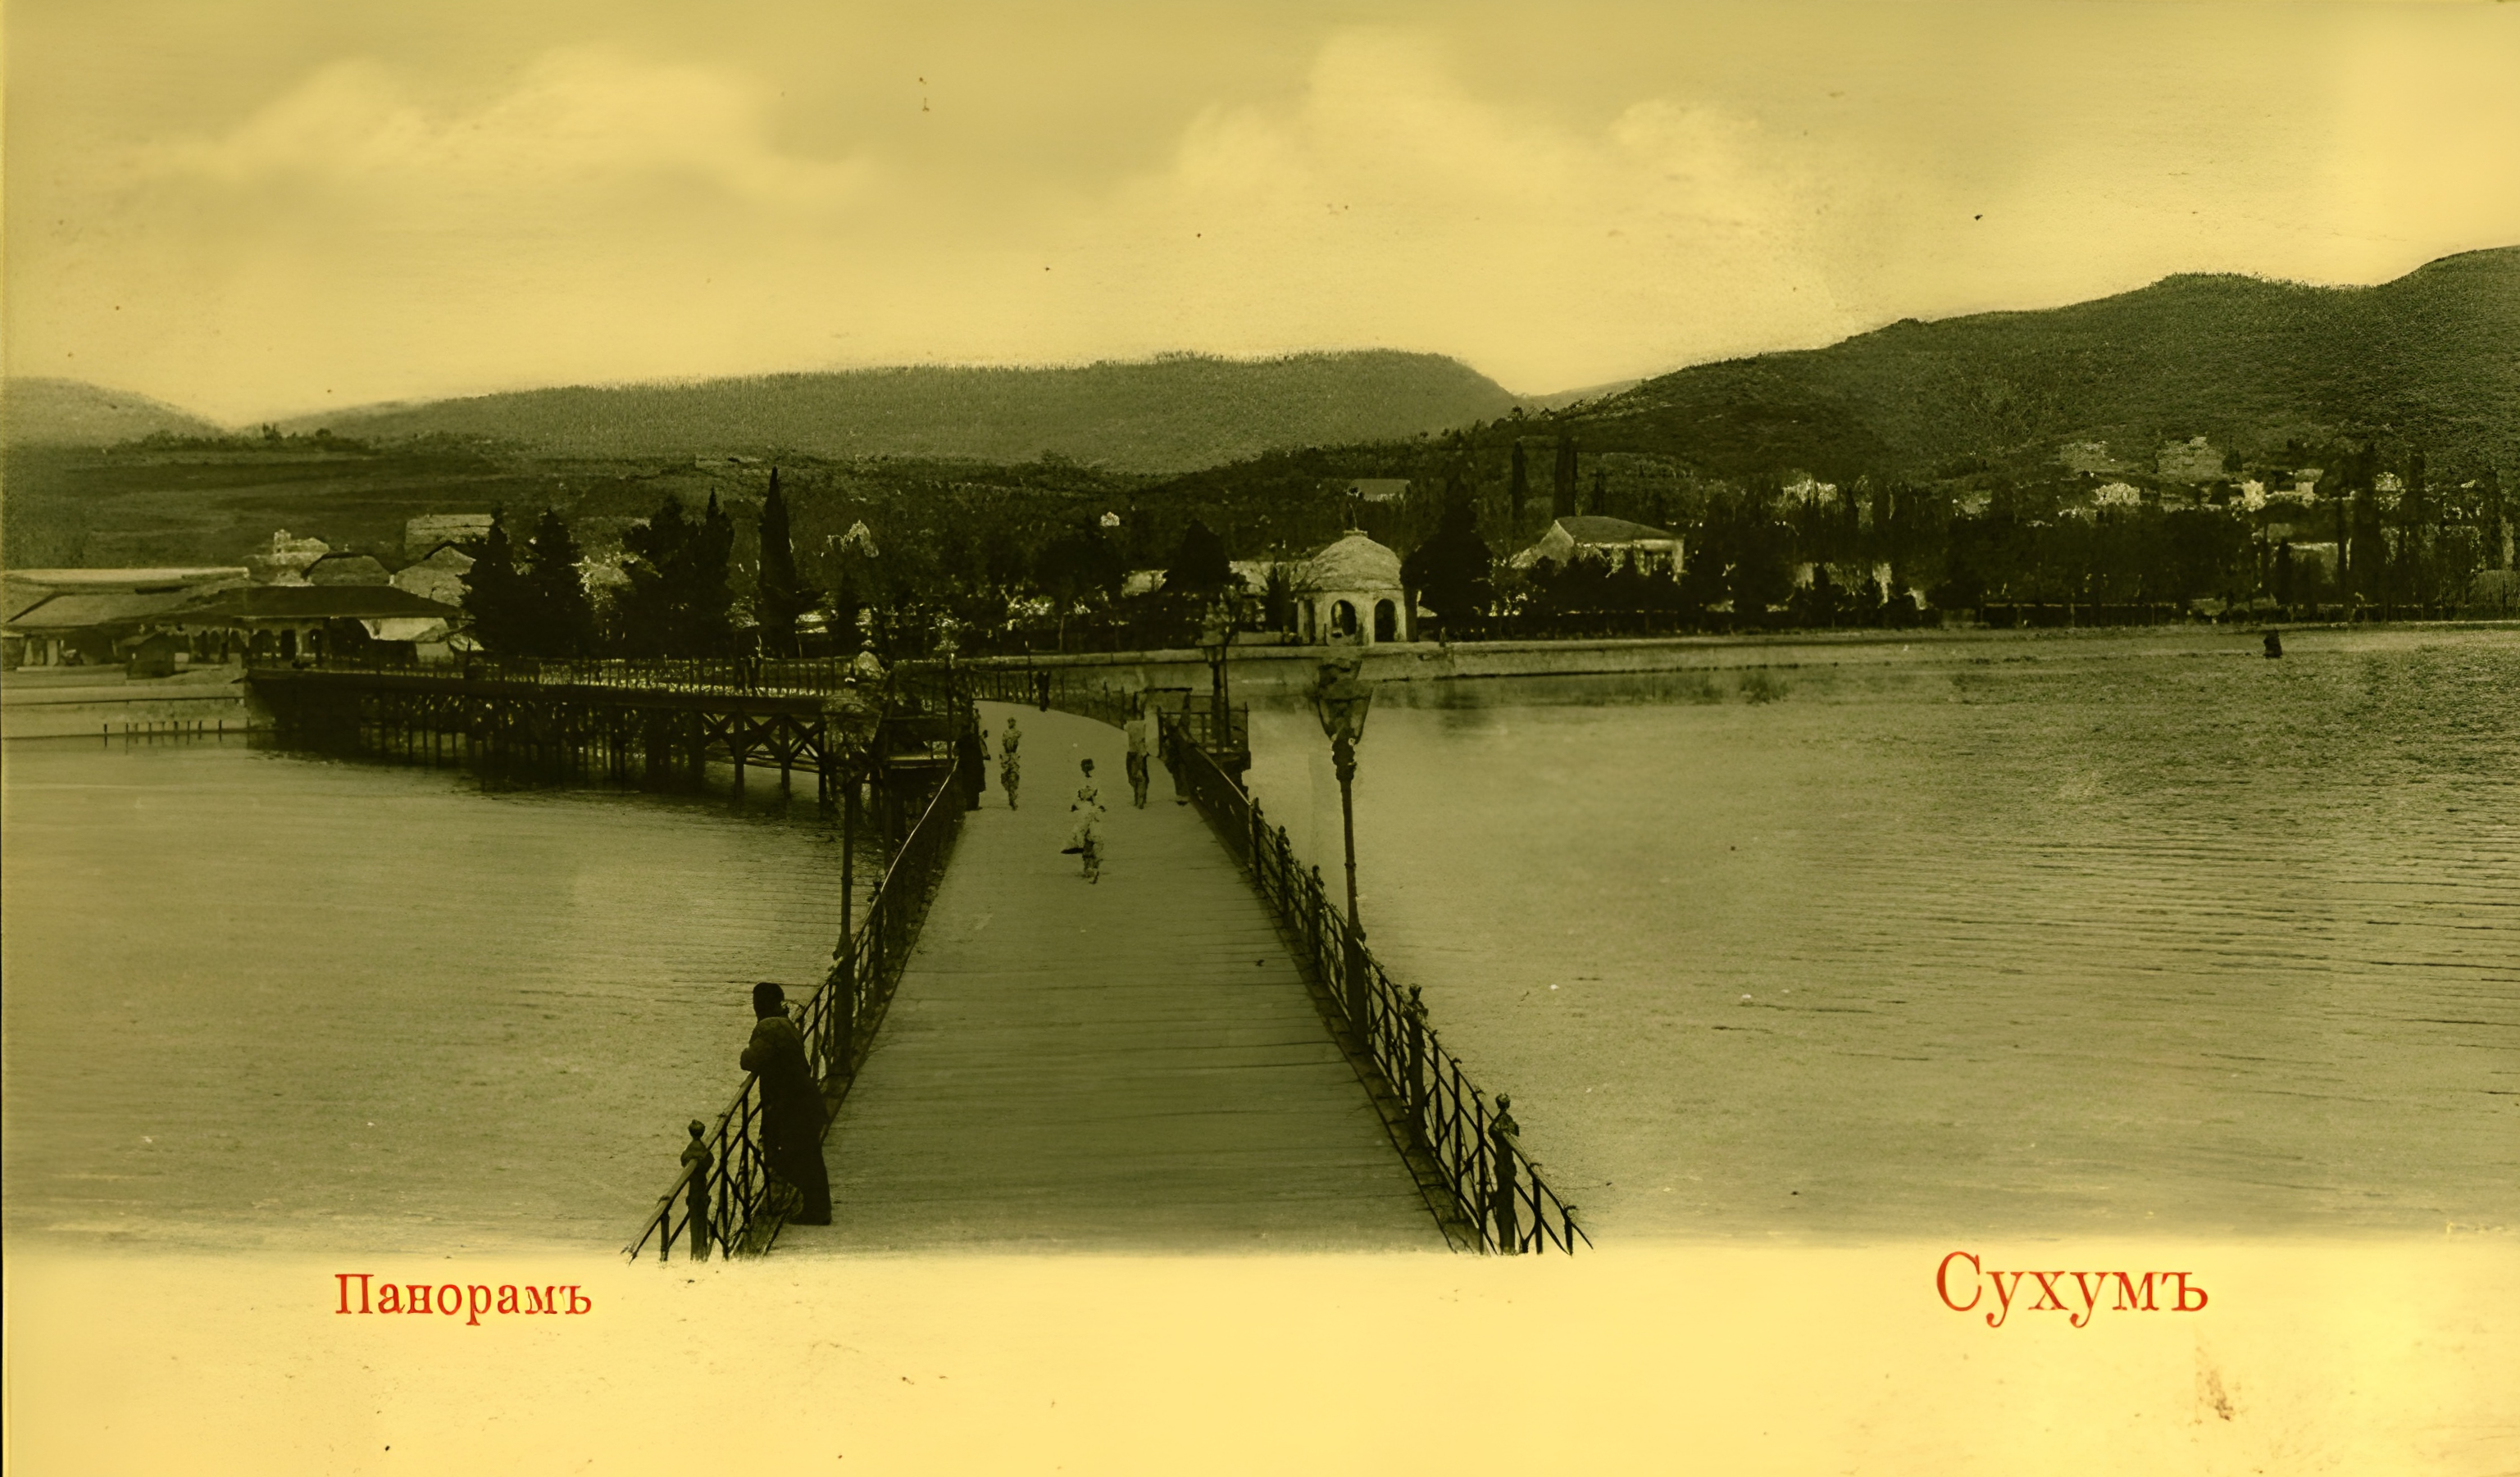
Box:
[5,629,2514,1252]
[1,740,850,1252]
[1242,627,2520,1238]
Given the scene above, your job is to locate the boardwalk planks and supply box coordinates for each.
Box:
[784,704,1439,1253]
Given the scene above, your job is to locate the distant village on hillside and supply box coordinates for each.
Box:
[5,420,2514,676]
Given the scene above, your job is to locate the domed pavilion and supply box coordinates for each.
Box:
[1290,531,1412,645]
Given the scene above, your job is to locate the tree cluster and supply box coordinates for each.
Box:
[462,509,598,656]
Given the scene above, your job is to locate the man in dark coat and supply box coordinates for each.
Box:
[741,982,832,1225]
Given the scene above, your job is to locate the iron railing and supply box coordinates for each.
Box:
[960,664,1248,752]
[264,652,876,696]
[240,651,976,1260]
[624,749,967,1262]
[1156,711,1590,1255]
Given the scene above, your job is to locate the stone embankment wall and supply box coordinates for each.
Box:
[962,625,2319,700]
[0,665,264,739]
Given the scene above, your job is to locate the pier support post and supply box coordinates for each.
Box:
[645,714,671,788]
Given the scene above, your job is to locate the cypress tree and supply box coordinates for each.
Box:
[616,496,691,657]
[524,510,595,657]
[1401,473,1494,632]
[691,492,738,655]
[1509,440,1530,532]
[461,510,532,654]
[1167,517,1232,596]
[616,493,733,657]
[756,467,809,657]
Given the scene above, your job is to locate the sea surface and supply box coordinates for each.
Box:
[4,627,2514,1252]
[1240,626,2520,1238]
[1,738,850,1252]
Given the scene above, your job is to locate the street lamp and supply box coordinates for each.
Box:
[1308,650,1374,1035]
[1196,602,1236,756]
[822,682,884,1087]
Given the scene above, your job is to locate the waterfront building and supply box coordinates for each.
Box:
[160,584,466,664]
[403,512,495,556]
[248,530,330,584]
[1290,531,1412,644]
[1508,516,1685,577]
[2,567,250,668]
[391,543,477,607]
[2156,436,2227,481]
[1340,478,1410,504]
[306,552,393,586]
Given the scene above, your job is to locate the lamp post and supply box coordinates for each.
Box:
[1308,650,1374,1037]
[823,683,884,1088]
[1196,602,1235,757]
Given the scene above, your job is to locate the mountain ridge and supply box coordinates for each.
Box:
[2,378,225,448]
[262,351,1526,474]
[11,246,2513,481]
[1563,245,2520,478]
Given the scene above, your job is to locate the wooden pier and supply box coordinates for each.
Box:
[246,655,1585,1257]
[780,704,1438,1252]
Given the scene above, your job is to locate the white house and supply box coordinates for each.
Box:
[1508,516,1685,575]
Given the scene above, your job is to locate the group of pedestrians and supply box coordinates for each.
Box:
[685,699,1160,1245]
[978,702,1155,884]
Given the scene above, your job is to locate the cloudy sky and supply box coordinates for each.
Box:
[7,0,2516,425]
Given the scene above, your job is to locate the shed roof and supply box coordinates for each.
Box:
[404,542,478,570]
[1553,516,1678,543]
[3,589,212,631]
[306,552,393,586]
[2,566,250,592]
[176,586,462,622]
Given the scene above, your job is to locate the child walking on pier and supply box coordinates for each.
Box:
[1065,757,1105,882]
[1124,708,1153,808]
[999,716,1022,809]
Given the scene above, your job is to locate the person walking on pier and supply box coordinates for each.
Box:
[740,983,831,1225]
[999,716,1022,809]
[1123,707,1153,808]
[1066,757,1106,882]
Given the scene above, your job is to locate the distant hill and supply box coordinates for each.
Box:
[280,352,1526,474]
[1515,378,1644,412]
[2,378,222,447]
[1565,246,2520,479]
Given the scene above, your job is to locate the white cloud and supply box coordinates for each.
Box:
[1071,30,1848,389]
[134,48,867,211]
[30,14,2510,423]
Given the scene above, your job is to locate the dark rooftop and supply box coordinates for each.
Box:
[177,586,463,621]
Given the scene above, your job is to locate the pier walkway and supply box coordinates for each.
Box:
[778,703,1438,1252]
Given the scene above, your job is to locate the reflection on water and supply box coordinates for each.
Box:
[1243,627,2520,1238]
[4,628,2512,1252]
[1,740,849,1252]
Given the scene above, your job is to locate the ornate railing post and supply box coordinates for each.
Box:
[1403,985,1429,1146]
[1490,1094,1522,1254]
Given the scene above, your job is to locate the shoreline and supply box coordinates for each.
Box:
[962,619,2520,697]
[2,663,263,739]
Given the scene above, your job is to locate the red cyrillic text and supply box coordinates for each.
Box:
[1936,1254,2207,1328]
[331,1275,592,1322]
